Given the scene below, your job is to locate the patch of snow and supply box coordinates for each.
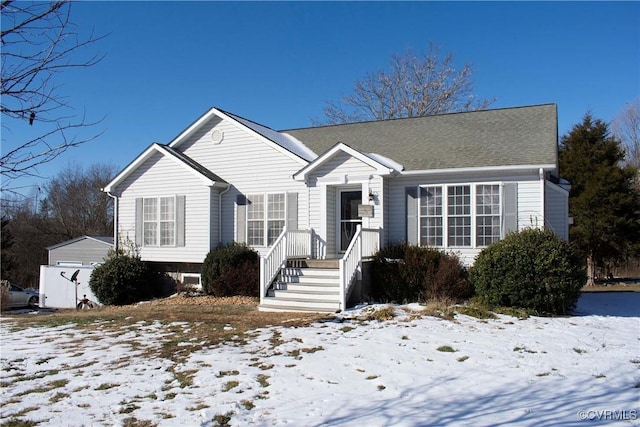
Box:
[228,113,317,162]
[367,152,404,172]
[1,293,638,426]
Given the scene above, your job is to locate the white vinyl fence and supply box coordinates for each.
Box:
[38,265,100,309]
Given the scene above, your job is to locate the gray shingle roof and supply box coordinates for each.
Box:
[284,104,558,171]
[160,145,227,184]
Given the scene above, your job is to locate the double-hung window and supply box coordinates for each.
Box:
[159,197,176,246]
[142,196,176,247]
[246,193,286,246]
[419,186,443,246]
[447,185,471,247]
[143,198,158,246]
[476,185,500,246]
[267,194,285,246]
[247,194,265,247]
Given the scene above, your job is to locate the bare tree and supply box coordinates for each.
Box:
[1,0,106,189]
[612,97,640,170]
[40,163,116,240]
[315,44,496,125]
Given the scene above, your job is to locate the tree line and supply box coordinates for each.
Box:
[1,164,116,287]
[1,0,638,288]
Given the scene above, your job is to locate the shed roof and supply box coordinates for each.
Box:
[46,235,114,251]
[284,104,558,171]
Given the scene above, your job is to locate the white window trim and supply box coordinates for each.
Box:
[245,192,287,247]
[142,195,177,247]
[416,182,503,249]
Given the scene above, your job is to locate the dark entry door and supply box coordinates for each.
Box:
[339,190,362,252]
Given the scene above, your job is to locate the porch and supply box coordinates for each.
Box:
[258,227,380,313]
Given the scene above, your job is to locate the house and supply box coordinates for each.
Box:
[39,235,113,308]
[103,103,570,312]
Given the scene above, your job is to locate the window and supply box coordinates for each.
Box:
[412,183,505,249]
[247,194,265,246]
[447,185,471,246]
[419,186,443,246]
[245,193,287,246]
[267,193,285,245]
[143,198,158,246]
[476,185,500,246]
[142,196,176,247]
[160,196,175,246]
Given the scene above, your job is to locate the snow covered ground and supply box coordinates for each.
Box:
[1,292,638,427]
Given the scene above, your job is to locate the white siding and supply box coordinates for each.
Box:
[517,179,544,230]
[48,239,111,266]
[305,152,384,256]
[386,172,545,266]
[178,117,309,255]
[117,151,213,263]
[544,181,569,240]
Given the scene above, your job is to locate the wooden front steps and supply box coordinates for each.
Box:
[258,259,342,313]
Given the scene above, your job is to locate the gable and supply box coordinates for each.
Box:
[47,236,113,251]
[169,107,313,165]
[104,144,226,193]
[294,142,399,182]
[284,104,558,171]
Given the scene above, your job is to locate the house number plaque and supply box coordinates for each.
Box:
[358,204,373,218]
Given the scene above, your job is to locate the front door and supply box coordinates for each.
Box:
[339,190,362,252]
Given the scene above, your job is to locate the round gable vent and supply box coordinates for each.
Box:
[211,129,224,144]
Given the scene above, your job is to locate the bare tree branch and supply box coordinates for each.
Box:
[314,44,496,125]
[1,0,106,188]
[612,97,640,171]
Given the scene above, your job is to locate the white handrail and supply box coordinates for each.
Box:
[287,229,311,258]
[260,228,313,305]
[339,225,362,311]
[361,228,380,257]
[261,226,379,308]
[260,228,287,305]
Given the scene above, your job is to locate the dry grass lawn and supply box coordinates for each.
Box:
[1,295,327,363]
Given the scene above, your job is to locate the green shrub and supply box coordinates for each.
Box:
[371,243,472,303]
[201,243,259,297]
[89,251,164,306]
[470,228,586,315]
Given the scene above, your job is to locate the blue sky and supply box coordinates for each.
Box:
[3,1,639,198]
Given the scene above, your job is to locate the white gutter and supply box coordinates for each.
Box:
[399,164,557,176]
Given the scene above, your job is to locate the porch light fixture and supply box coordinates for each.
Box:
[369,190,377,202]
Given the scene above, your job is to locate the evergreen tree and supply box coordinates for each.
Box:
[559,113,640,285]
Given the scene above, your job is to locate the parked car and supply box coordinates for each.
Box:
[2,282,39,309]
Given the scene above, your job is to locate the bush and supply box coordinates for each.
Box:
[0,280,9,311]
[371,243,472,303]
[201,243,259,297]
[89,251,164,306]
[470,228,586,315]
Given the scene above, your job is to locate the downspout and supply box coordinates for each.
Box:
[218,184,231,246]
[539,168,545,230]
[105,190,119,252]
